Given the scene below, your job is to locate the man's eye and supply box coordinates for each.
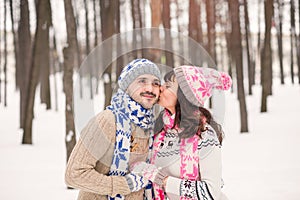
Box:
[153,82,161,87]
[138,79,147,84]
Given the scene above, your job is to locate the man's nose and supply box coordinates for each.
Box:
[144,83,154,91]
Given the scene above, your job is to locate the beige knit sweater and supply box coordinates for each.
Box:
[65,110,151,200]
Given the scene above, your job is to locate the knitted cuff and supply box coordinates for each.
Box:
[125,173,148,192]
[111,176,131,197]
[153,169,168,186]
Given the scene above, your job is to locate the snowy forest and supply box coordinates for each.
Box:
[0,0,300,199]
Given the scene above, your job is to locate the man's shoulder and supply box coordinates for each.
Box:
[81,109,116,142]
[94,109,115,123]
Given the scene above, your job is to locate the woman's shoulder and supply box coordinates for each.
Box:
[197,124,221,158]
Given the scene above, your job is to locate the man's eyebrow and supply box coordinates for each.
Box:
[137,77,160,81]
[136,77,147,80]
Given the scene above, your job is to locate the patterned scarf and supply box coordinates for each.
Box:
[107,89,154,200]
[151,110,199,200]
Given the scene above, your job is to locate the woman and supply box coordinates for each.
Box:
[131,65,232,200]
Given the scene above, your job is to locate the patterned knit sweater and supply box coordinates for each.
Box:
[153,124,228,200]
[65,110,151,200]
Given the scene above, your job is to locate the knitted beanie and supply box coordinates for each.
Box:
[174,65,232,107]
[118,58,161,91]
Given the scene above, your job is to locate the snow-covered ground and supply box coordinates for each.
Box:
[0,78,300,200]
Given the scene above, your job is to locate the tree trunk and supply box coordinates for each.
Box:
[174,0,184,65]
[290,0,296,84]
[275,0,284,84]
[23,0,51,144]
[93,0,98,48]
[260,0,273,112]
[63,0,77,163]
[243,0,254,95]
[228,0,249,133]
[205,0,216,63]
[162,0,174,68]
[9,0,20,91]
[84,0,93,99]
[298,0,300,84]
[116,0,123,78]
[18,0,32,129]
[257,0,262,70]
[100,0,116,108]
[39,0,52,109]
[189,0,201,65]
[150,0,162,63]
[0,6,2,104]
[3,0,8,106]
[50,28,59,111]
[130,0,138,58]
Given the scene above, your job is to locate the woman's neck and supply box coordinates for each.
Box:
[166,107,176,115]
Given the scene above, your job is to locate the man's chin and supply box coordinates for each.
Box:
[140,100,155,109]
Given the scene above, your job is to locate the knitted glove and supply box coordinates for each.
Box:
[125,173,149,192]
[131,162,167,186]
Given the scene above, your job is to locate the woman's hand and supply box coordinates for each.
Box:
[131,162,167,186]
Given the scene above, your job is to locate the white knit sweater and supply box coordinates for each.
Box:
[153,124,228,200]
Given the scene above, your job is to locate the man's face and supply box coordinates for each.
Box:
[127,74,161,109]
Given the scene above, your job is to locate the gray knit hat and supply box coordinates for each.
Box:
[118,58,161,91]
[174,65,232,107]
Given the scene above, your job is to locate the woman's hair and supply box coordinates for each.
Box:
[154,70,224,145]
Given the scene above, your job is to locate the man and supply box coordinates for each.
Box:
[65,58,161,200]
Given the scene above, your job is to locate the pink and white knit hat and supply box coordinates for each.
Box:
[174,65,232,107]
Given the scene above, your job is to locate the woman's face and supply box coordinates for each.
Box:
[158,75,178,114]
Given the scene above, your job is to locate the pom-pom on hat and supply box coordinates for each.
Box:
[118,58,161,91]
[174,65,232,107]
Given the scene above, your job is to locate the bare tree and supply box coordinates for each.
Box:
[205,0,216,62]
[0,2,2,103]
[100,0,117,108]
[18,0,32,129]
[93,0,98,47]
[22,0,52,144]
[275,0,284,84]
[116,0,123,78]
[260,0,273,112]
[290,0,296,84]
[298,0,300,83]
[50,28,59,111]
[189,0,201,64]
[131,0,144,58]
[174,0,184,65]
[63,0,78,162]
[162,0,174,67]
[228,0,249,133]
[257,0,262,67]
[150,0,162,63]
[243,0,255,95]
[39,0,52,109]
[83,0,94,99]
[3,0,8,106]
[9,0,20,91]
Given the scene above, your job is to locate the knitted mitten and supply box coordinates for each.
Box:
[131,162,167,186]
[125,173,149,192]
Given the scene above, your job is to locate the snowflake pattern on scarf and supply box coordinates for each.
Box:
[107,89,154,200]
